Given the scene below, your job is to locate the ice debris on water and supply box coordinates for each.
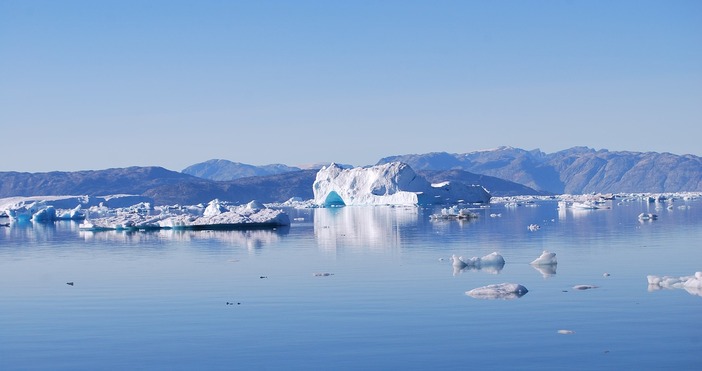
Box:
[451,252,505,275]
[313,272,334,277]
[466,283,528,300]
[648,272,702,297]
[638,213,658,221]
[430,206,479,220]
[573,285,598,290]
[528,224,540,231]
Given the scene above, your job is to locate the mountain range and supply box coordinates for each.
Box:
[1,147,699,205]
[378,147,702,194]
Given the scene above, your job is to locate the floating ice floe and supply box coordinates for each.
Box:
[79,199,290,231]
[647,272,702,297]
[528,224,540,231]
[430,206,479,220]
[638,213,658,221]
[531,250,557,265]
[530,251,558,277]
[569,200,611,210]
[466,283,528,300]
[451,252,505,275]
[572,285,598,290]
[313,272,334,277]
[557,330,575,335]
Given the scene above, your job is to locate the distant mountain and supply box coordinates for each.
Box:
[6,146,692,205]
[416,169,548,197]
[0,167,204,198]
[378,147,702,194]
[182,159,301,181]
[143,170,318,205]
[0,166,317,205]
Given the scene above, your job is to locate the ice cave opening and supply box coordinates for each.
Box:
[323,191,346,207]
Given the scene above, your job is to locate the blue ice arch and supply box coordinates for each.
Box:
[323,191,346,207]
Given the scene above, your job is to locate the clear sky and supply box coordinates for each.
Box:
[1,0,700,172]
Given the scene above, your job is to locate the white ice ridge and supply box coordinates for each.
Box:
[466,283,529,300]
[313,162,491,207]
[647,272,702,297]
[530,250,557,265]
[80,199,289,231]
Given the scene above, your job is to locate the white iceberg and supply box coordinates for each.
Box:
[531,250,557,265]
[313,162,490,207]
[466,283,528,300]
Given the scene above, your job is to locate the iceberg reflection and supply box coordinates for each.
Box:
[80,227,289,250]
[313,206,420,251]
[531,263,557,278]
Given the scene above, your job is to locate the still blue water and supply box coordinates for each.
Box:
[1,199,701,370]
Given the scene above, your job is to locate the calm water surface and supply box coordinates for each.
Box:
[1,199,701,370]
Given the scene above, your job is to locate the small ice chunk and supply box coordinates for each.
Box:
[313,272,334,277]
[466,283,528,300]
[451,252,505,273]
[531,250,557,265]
[573,285,598,290]
[528,224,540,231]
[557,330,575,335]
[638,213,658,221]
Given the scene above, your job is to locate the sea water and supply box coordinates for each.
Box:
[1,199,701,370]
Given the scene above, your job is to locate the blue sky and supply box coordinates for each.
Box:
[1,0,700,172]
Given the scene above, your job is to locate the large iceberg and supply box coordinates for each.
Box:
[313,162,491,206]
